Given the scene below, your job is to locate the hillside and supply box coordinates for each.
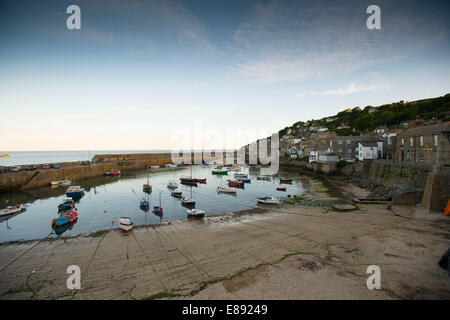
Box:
[279,93,450,138]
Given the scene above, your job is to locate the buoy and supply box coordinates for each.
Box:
[445,200,450,216]
[105,200,107,203]
[112,220,115,224]
[104,210,107,213]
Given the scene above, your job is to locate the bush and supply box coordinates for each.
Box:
[336,160,349,170]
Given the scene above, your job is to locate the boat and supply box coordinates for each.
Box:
[165,164,177,168]
[152,192,163,215]
[140,200,150,210]
[181,197,196,206]
[66,186,85,198]
[58,198,75,212]
[212,167,228,175]
[257,175,271,181]
[279,178,293,184]
[171,188,182,197]
[0,204,26,217]
[180,179,198,186]
[196,178,207,183]
[236,177,251,183]
[202,163,211,168]
[50,179,71,187]
[119,217,133,231]
[143,166,152,193]
[0,154,10,157]
[276,187,286,191]
[228,180,245,188]
[150,165,160,169]
[105,169,121,176]
[234,172,248,177]
[53,218,78,235]
[167,180,179,189]
[186,208,205,218]
[257,196,280,204]
[217,187,237,194]
[51,210,78,227]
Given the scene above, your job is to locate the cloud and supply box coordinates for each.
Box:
[296,82,390,97]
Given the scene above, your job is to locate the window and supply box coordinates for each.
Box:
[401,138,404,145]
[433,135,438,147]
[420,153,424,162]
[420,136,423,146]
[410,137,413,146]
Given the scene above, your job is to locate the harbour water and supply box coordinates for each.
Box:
[0,166,305,243]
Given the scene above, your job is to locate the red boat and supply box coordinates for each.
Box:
[195,178,207,183]
[228,180,244,188]
[105,170,121,176]
[276,187,286,191]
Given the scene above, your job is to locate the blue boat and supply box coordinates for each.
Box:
[52,211,78,227]
[140,200,150,211]
[237,177,251,183]
[66,186,85,198]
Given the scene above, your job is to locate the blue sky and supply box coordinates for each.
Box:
[0,0,449,150]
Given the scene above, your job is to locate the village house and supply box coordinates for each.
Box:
[356,141,382,161]
[329,136,386,160]
[392,121,450,166]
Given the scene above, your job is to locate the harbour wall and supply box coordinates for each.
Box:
[281,158,449,211]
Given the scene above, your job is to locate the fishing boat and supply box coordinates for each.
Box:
[143,166,152,193]
[151,165,160,169]
[0,204,26,217]
[53,218,78,235]
[167,180,179,189]
[119,217,133,231]
[51,210,78,227]
[217,187,237,194]
[65,186,85,198]
[228,180,245,188]
[212,167,228,175]
[171,188,182,197]
[152,192,163,215]
[279,178,293,184]
[236,177,251,183]
[58,198,75,212]
[257,175,271,181]
[257,196,280,204]
[186,208,205,218]
[276,187,286,191]
[50,179,71,187]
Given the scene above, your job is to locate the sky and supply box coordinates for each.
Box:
[0,0,449,151]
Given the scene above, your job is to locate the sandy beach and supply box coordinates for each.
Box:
[0,178,449,300]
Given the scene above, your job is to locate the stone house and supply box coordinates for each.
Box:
[392,121,450,166]
[329,136,386,160]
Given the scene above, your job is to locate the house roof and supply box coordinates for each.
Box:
[359,141,379,147]
[400,121,450,136]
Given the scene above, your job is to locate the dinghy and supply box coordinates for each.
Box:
[257,175,271,181]
[167,181,179,189]
[0,204,26,217]
[181,197,196,206]
[143,166,152,193]
[257,196,280,204]
[66,186,85,198]
[276,187,286,191]
[152,192,163,215]
[279,178,292,184]
[236,177,251,183]
[50,179,71,187]
[186,209,205,218]
[52,210,78,227]
[217,187,237,194]
[171,188,182,197]
[119,217,133,231]
[228,180,245,188]
[58,198,75,212]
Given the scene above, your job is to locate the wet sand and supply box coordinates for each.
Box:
[0,181,449,300]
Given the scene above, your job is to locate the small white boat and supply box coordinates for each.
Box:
[167,181,179,189]
[171,188,182,197]
[50,179,71,186]
[181,197,196,206]
[217,187,237,194]
[257,175,271,181]
[186,209,205,218]
[234,172,248,177]
[119,217,133,231]
[165,164,177,168]
[257,196,280,204]
[150,165,160,169]
[0,204,27,217]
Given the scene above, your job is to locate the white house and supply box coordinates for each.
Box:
[309,151,318,163]
[357,142,379,161]
[318,153,339,163]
